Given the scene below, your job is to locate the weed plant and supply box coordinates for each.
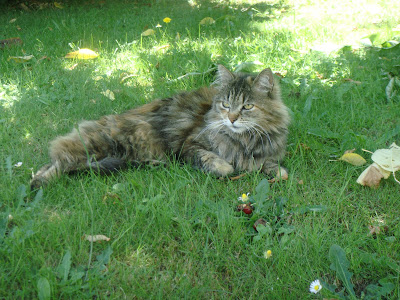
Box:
[1,0,400,298]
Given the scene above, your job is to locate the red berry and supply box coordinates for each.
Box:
[242,205,253,215]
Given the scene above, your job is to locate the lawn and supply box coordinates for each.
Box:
[1,0,400,298]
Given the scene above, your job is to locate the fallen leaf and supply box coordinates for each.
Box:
[67,63,78,70]
[8,55,34,63]
[83,234,110,242]
[371,143,400,172]
[199,17,215,25]
[0,37,23,48]
[102,192,121,204]
[65,48,99,59]
[368,225,381,235]
[9,18,17,23]
[20,3,29,11]
[386,76,396,101]
[141,29,155,36]
[253,218,267,231]
[268,168,288,183]
[154,44,170,51]
[297,179,304,185]
[344,78,362,85]
[339,152,367,166]
[54,2,64,9]
[120,73,138,83]
[344,148,356,154]
[356,163,390,188]
[101,90,115,101]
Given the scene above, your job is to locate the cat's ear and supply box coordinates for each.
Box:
[253,68,274,92]
[214,65,235,86]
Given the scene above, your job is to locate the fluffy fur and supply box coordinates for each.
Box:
[31,65,290,189]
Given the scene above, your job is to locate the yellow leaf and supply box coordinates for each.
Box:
[371,143,400,172]
[8,55,34,63]
[101,89,115,101]
[83,234,110,242]
[199,17,215,25]
[65,48,99,59]
[339,152,366,166]
[356,163,390,188]
[54,2,63,9]
[141,29,155,36]
[154,44,170,51]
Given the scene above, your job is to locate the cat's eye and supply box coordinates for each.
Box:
[221,101,230,109]
[243,104,254,110]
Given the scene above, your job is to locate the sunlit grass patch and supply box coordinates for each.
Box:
[0,0,400,298]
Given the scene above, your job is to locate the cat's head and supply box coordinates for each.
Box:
[209,65,289,136]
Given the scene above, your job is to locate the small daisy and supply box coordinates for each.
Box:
[263,250,272,259]
[309,279,322,294]
[163,17,172,24]
[156,24,162,28]
[238,193,250,202]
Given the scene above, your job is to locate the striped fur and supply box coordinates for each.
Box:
[31,65,290,189]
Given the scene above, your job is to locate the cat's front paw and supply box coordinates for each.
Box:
[208,157,234,177]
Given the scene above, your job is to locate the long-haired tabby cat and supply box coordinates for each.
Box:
[30,65,290,189]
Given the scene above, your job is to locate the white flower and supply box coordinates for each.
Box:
[238,193,250,202]
[14,162,22,167]
[309,279,322,294]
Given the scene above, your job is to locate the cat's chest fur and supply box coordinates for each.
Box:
[209,132,265,172]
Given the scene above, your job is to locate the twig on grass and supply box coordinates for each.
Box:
[168,67,216,83]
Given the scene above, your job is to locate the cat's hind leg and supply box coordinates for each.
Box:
[30,120,114,189]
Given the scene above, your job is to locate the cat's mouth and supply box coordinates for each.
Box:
[225,121,246,134]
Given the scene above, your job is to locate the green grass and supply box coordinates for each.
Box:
[1,0,400,298]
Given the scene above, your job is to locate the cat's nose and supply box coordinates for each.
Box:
[228,113,239,124]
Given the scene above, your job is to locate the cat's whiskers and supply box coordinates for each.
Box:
[193,120,225,141]
[241,121,272,149]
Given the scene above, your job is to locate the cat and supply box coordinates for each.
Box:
[30,65,290,189]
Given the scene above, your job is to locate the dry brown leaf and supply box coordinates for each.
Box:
[356,163,390,188]
[344,78,362,85]
[253,218,267,231]
[268,168,288,183]
[83,234,110,242]
[368,225,381,235]
[339,152,366,166]
[0,37,23,49]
